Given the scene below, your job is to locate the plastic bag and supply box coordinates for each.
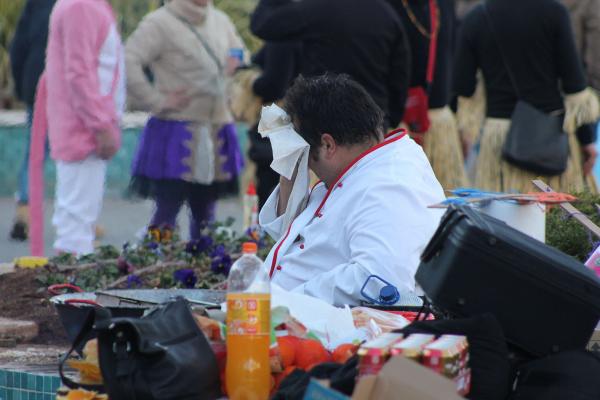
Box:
[351,307,410,339]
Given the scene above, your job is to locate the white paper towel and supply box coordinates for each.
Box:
[258,104,310,231]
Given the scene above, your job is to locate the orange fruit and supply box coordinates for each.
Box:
[332,343,359,364]
[276,336,299,368]
[65,389,98,400]
[295,339,331,370]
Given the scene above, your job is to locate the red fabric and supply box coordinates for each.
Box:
[426,0,438,84]
[403,86,431,134]
[402,0,438,134]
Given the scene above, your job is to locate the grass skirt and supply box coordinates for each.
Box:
[470,88,599,193]
[422,107,469,190]
[475,119,598,193]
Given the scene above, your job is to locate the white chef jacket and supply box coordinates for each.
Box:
[259,130,446,306]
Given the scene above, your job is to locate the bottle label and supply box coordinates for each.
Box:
[226,293,270,336]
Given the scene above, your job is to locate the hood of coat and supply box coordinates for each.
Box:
[166,0,213,25]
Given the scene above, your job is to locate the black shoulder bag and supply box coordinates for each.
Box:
[484,2,569,176]
[58,298,221,400]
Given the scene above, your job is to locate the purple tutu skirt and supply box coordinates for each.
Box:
[130,117,244,198]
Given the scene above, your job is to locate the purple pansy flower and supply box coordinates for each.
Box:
[211,254,232,276]
[126,274,143,288]
[185,235,214,255]
[173,268,197,288]
[210,245,233,275]
[117,257,135,274]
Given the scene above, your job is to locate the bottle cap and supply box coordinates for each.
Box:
[246,182,257,196]
[242,242,258,254]
[379,285,399,304]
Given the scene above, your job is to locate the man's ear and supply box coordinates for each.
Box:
[321,133,337,158]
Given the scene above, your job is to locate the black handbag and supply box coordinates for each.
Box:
[510,350,600,400]
[484,3,569,176]
[59,298,221,400]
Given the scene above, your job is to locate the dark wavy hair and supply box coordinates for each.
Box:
[283,74,384,148]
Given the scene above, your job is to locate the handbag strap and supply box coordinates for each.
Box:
[402,0,439,91]
[425,0,438,90]
[482,1,523,99]
[58,308,106,392]
[165,8,223,73]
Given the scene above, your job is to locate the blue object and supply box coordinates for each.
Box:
[303,379,350,400]
[594,136,600,184]
[228,48,244,63]
[361,275,400,305]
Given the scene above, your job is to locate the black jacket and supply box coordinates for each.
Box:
[251,0,411,128]
[454,0,595,144]
[454,0,586,118]
[10,0,55,107]
[252,41,303,103]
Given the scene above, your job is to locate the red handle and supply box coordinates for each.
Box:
[48,283,84,296]
[64,298,102,307]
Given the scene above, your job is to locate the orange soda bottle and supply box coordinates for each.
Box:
[226,242,271,400]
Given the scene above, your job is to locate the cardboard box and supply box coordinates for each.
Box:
[303,354,464,400]
[352,356,464,400]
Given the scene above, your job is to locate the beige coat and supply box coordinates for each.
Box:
[561,0,600,92]
[125,1,245,124]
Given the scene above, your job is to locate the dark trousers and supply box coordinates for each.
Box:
[151,183,217,239]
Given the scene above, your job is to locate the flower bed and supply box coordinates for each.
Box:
[37,221,273,292]
[0,222,273,346]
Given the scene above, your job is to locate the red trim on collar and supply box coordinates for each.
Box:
[269,129,407,278]
[385,128,407,139]
[313,129,407,217]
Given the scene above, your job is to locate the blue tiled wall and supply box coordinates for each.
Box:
[0,369,61,400]
[0,126,142,198]
[0,123,249,198]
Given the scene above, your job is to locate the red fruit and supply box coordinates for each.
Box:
[332,343,359,364]
[276,336,299,368]
[295,339,331,370]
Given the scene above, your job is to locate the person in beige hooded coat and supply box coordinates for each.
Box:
[126,0,246,239]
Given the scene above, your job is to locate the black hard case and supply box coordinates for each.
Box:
[416,205,600,357]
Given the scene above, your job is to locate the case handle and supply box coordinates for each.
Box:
[421,206,464,262]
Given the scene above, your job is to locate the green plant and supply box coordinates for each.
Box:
[38,222,274,292]
[0,0,26,107]
[214,0,260,53]
[546,191,600,262]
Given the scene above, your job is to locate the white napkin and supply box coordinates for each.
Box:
[258,104,310,231]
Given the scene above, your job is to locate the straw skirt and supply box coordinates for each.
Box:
[422,106,469,190]
[474,89,599,193]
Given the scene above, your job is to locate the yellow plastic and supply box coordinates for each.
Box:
[14,256,49,269]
